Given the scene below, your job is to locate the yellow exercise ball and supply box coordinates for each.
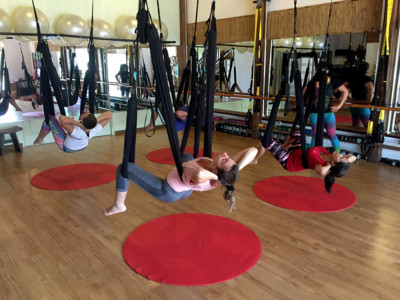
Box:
[0,9,12,40]
[153,19,168,41]
[13,7,49,41]
[91,19,114,48]
[56,14,89,46]
[116,16,137,41]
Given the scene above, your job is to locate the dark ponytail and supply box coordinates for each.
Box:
[217,164,239,212]
[324,162,350,193]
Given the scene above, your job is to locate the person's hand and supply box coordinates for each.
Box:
[330,105,341,113]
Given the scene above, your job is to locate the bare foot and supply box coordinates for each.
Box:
[252,142,266,164]
[145,124,154,131]
[104,204,127,216]
[33,138,44,145]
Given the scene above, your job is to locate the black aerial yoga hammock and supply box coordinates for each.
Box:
[228,50,242,93]
[80,0,96,115]
[154,0,179,111]
[0,50,13,117]
[308,0,333,148]
[31,0,66,124]
[137,0,183,178]
[175,60,190,108]
[202,1,217,158]
[180,0,204,158]
[355,32,367,62]
[303,59,310,89]
[19,43,37,96]
[283,48,293,116]
[121,87,138,178]
[65,51,81,107]
[290,60,310,169]
[261,71,308,169]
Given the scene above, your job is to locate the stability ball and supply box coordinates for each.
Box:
[56,14,89,46]
[91,19,114,48]
[13,7,49,41]
[116,16,137,40]
[0,9,12,40]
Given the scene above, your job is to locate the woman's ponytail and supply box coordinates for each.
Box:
[324,172,335,194]
[217,165,239,212]
[324,162,350,193]
[223,185,236,212]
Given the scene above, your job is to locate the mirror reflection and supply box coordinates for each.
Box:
[270,32,379,131]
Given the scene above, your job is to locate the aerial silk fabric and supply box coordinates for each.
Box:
[123,213,262,285]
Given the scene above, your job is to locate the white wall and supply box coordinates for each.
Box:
[1,0,180,45]
[186,0,344,23]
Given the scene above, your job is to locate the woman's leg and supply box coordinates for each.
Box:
[309,113,318,147]
[33,121,51,145]
[47,116,67,151]
[264,139,291,169]
[350,108,362,127]
[359,108,370,128]
[324,112,340,152]
[9,97,22,112]
[105,163,190,216]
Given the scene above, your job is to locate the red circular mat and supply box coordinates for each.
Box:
[123,213,261,286]
[147,147,214,165]
[31,163,117,190]
[253,176,356,213]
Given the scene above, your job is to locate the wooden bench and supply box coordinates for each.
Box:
[0,126,23,155]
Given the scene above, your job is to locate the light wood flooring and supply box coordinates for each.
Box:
[1,129,400,300]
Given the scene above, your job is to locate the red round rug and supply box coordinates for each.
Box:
[31,163,117,190]
[147,147,214,165]
[253,176,356,213]
[123,213,262,286]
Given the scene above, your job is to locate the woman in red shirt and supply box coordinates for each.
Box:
[254,130,356,193]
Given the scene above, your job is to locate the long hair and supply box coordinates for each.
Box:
[324,162,350,193]
[217,164,240,212]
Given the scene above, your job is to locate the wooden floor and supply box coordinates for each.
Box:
[1,129,400,300]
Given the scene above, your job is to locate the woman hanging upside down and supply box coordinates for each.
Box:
[253,82,356,193]
[104,147,258,216]
[33,111,111,153]
[254,130,356,193]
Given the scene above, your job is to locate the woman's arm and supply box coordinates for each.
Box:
[191,168,218,184]
[59,115,84,135]
[97,111,112,127]
[365,81,374,103]
[330,84,349,113]
[230,147,258,170]
[314,163,332,177]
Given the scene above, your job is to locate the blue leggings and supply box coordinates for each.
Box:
[309,112,340,152]
[116,153,194,203]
